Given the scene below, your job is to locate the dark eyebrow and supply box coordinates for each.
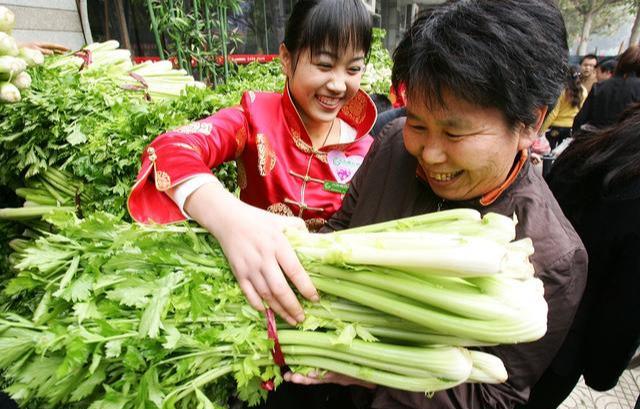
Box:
[407,109,473,128]
[317,51,338,59]
[316,51,365,63]
[406,109,422,122]
[436,118,473,128]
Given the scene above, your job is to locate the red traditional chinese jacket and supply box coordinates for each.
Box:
[128,87,376,230]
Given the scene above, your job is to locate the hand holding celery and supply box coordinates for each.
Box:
[0,208,543,408]
[184,179,317,326]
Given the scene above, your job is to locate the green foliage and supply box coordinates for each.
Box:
[0,211,280,408]
[147,0,243,84]
[360,28,393,95]
[559,0,628,53]
[0,58,285,218]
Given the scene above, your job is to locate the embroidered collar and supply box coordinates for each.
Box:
[416,150,529,207]
[281,83,376,155]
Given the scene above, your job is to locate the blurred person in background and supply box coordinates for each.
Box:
[573,45,640,133]
[540,65,586,150]
[369,92,392,115]
[521,103,640,409]
[579,53,598,93]
[595,58,616,83]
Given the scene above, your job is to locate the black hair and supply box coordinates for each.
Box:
[548,103,640,221]
[369,93,392,113]
[283,0,372,71]
[580,53,598,64]
[615,45,640,77]
[566,65,583,108]
[392,0,568,129]
[596,59,617,74]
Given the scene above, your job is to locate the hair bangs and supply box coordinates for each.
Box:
[301,0,372,60]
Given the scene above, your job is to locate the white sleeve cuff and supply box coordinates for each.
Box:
[166,174,217,219]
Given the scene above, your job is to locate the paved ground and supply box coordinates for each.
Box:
[559,367,639,409]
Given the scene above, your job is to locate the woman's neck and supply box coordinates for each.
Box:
[306,118,339,150]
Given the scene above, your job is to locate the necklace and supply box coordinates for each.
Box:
[298,118,336,218]
[314,118,336,151]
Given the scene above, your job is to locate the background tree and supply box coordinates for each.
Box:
[627,0,640,46]
[560,0,627,54]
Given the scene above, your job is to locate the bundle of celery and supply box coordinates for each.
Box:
[0,69,239,216]
[0,6,44,103]
[0,208,546,408]
[359,28,393,95]
[48,41,204,100]
[47,40,133,76]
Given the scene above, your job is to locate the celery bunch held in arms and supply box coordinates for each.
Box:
[0,209,544,408]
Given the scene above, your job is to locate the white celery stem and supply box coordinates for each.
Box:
[467,350,508,383]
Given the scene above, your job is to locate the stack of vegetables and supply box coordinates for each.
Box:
[0,46,285,217]
[48,40,206,101]
[0,6,44,103]
[0,208,547,408]
[360,28,393,96]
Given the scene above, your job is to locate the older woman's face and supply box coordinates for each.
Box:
[403,94,537,201]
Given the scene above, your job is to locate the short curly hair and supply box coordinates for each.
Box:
[392,0,568,129]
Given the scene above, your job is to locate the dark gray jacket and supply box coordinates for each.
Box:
[572,75,640,132]
[324,118,588,409]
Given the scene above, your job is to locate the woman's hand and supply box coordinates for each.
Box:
[185,180,319,325]
[284,370,376,389]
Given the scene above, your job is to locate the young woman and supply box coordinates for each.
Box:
[128,0,375,327]
[522,104,640,408]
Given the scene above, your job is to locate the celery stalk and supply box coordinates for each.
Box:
[286,356,465,393]
[278,330,473,381]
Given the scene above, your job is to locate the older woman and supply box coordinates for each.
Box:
[287,1,588,408]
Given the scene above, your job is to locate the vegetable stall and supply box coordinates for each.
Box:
[0,5,547,409]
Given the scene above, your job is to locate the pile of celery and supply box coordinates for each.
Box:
[48,40,204,100]
[0,6,44,103]
[0,208,546,408]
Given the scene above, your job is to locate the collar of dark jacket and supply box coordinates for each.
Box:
[416,150,530,209]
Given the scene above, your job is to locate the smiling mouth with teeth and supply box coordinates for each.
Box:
[317,95,341,107]
[430,170,463,181]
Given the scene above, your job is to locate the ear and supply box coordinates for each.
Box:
[279,43,293,78]
[517,106,548,150]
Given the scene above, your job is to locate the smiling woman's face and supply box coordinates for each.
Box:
[280,44,366,130]
[403,94,539,201]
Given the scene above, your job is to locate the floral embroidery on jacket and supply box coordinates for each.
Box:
[267,202,293,216]
[305,218,326,232]
[174,122,213,135]
[290,128,328,163]
[341,92,367,125]
[256,133,277,176]
[154,171,171,191]
[236,158,247,190]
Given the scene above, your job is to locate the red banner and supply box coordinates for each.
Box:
[132,54,278,66]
